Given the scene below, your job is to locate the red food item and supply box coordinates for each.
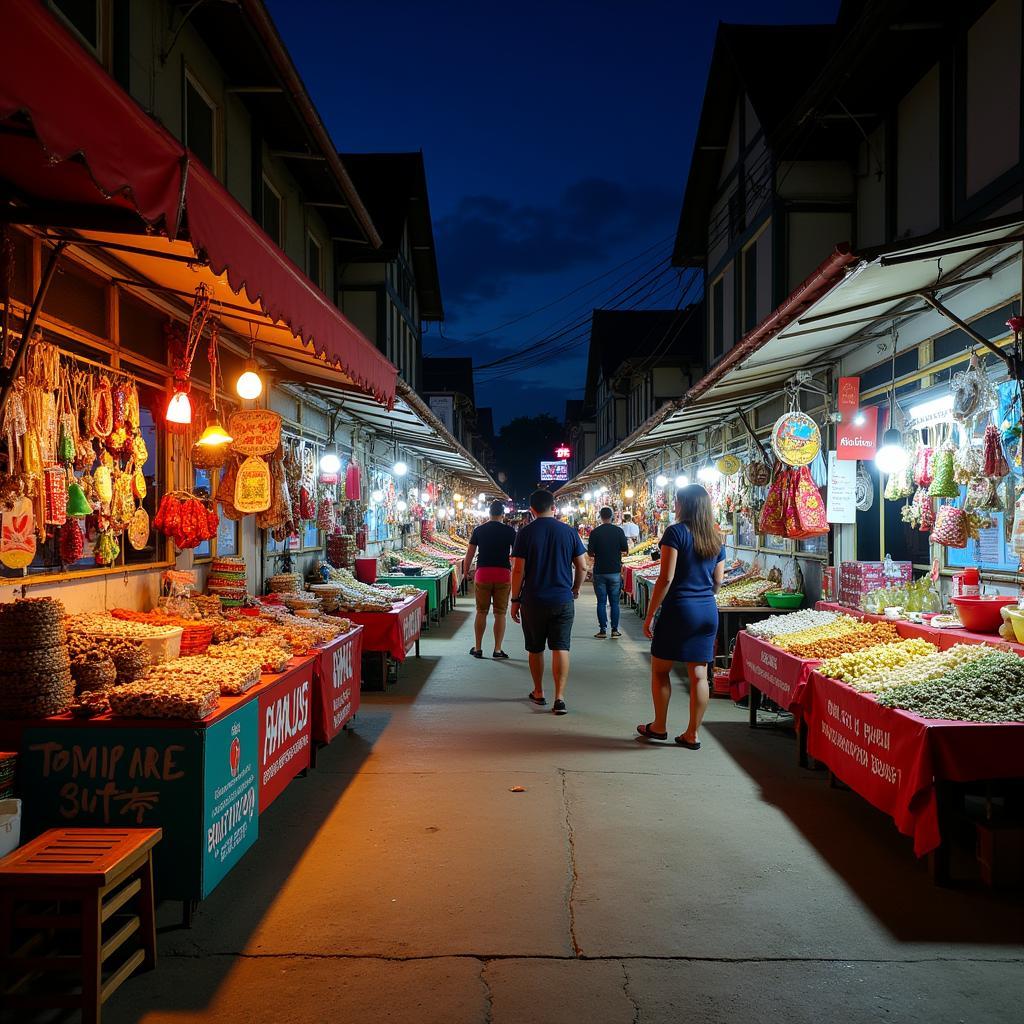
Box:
[60,520,84,564]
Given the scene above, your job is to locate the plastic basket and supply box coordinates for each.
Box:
[764,591,804,609]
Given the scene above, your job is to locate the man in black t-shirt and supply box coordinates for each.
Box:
[463,500,517,659]
[587,506,629,639]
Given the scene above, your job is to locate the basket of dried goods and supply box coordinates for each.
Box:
[0,599,73,718]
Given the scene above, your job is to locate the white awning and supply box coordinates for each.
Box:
[563,216,1024,492]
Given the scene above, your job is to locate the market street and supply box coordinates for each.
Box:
[107,595,1023,1024]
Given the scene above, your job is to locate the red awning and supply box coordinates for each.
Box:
[0,1,396,408]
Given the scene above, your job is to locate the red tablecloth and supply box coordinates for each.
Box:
[311,626,364,744]
[805,670,1024,856]
[344,592,426,661]
[726,630,820,714]
[623,562,656,599]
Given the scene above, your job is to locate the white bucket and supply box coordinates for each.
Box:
[0,798,21,857]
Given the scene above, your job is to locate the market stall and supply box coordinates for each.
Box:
[343,592,426,688]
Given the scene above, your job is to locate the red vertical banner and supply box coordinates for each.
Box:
[258,661,313,812]
[312,627,364,744]
[837,377,860,414]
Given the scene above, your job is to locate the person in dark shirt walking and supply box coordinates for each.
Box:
[510,489,587,715]
[463,500,517,659]
[587,506,628,639]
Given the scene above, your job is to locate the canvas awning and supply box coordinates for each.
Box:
[0,0,396,407]
[563,216,1024,492]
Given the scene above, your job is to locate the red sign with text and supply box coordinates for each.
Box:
[735,631,819,714]
[837,405,878,460]
[258,661,313,812]
[837,377,860,414]
[312,627,364,744]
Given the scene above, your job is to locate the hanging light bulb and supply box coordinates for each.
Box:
[583,491,592,501]
[319,452,342,475]
[235,358,264,401]
[196,419,233,447]
[453,492,463,502]
[478,492,485,501]
[624,487,635,499]
[876,429,909,475]
[396,500,408,512]
[165,390,192,425]
[655,474,668,487]
[370,488,384,503]
[697,463,720,484]
[393,460,408,477]
[675,474,689,488]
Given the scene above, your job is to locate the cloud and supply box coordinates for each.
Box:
[436,177,677,310]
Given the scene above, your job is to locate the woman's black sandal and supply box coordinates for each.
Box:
[675,736,701,750]
[636,723,668,741]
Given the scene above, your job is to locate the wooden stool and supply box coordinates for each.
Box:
[0,826,161,1023]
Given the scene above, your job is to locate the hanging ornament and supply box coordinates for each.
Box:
[928,442,958,497]
[0,497,36,569]
[855,463,873,512]
[983,424,1009,479]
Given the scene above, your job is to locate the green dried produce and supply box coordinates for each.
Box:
[876,650,1024,723]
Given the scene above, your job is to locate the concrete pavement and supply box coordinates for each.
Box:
[106,590,1023,1023]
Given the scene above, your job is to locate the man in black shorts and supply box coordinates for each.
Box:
[510,489,588,715]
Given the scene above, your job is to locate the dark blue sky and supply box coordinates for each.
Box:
[267,0,839,428]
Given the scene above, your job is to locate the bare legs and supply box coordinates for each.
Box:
[528,652,545,698]
[528,649,570,701]
[680,662,709,744]
[473,611,487,652]
[649,656,674,733]
[493,611,507,654]
[647,659,709,743]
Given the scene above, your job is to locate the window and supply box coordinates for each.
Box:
[307,234,323,290]
[711,278,725,360]
[184,72,217,173]
[261,176,282,246]
[51,1,101,52]
[193,467,239,560]
[742,242,758,334]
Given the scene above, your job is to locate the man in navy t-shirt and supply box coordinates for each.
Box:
[510,489,587,715]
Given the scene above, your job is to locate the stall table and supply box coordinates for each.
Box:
[0,654,321,914]
[716,606,776,671]
[311,626,363,750]
[805,668,1024,867]
[341,591,427,689]
[377,570,451,624]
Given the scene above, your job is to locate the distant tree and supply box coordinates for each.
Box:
[494,414,564,502]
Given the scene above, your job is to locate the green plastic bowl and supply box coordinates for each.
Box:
[764,591,804,609]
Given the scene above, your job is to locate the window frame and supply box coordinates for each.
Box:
[50,0,105,60]
[183,67,220,175]
[261,174,283,247]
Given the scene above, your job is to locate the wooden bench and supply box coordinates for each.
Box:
[0,827,161,1023]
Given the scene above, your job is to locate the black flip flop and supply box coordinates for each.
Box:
[492,651,510,660]
[636,723,668,742]
[675,736,701,750]
[469,648,483,659]
[528,692,547,706]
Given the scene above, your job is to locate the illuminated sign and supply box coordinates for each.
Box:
[540,461,569,482]
[554,444,571,460]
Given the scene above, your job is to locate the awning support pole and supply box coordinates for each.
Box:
[0,240,65,419]
[918,293,1020,377]
[736,408,771,463]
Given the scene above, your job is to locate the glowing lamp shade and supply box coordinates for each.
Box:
[624,487,635,498]
[370,488,385,503]
[396,500,408,512]
[165,390,192,425]
[235,362,264,401]
[196,420,233,447]
[875,429,909,475]
[675,474,689,488]
[655,474,668,487]
[392,461,408,477]
[319,452,342,475]
[583,492,592,501]
[697,464,720,483]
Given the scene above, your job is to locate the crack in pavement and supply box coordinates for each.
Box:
[480,960,494,1024]
[559,767,582,957]
[621,961,641,1024]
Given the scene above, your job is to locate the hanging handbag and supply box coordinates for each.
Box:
[757,467,789,537]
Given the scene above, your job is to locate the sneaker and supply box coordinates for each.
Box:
[610,630,622,638]
[492,650,510,660]
[552,699,568,715]
[469,648,483,659]
[594,631,607,639]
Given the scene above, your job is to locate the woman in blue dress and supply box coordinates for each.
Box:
[637,485,725,748]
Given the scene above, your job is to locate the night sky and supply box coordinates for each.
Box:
[266,0,839,428]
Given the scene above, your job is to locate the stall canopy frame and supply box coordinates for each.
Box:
[561,216,1024,493]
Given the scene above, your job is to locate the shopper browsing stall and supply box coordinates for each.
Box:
[587,506,628,638]
[621,512,640,545]
[637,485,725,748]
